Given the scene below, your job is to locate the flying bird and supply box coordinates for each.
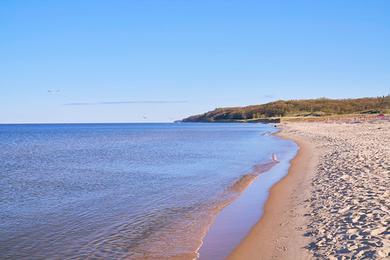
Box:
[47,89,61,94]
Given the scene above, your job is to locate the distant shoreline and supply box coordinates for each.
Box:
[181,96,389,123]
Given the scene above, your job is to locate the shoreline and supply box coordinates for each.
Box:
[229,121,390,259]
[197,128,298,259]
[228,126,317,259]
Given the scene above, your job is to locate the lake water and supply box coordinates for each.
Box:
[0,123,297,259]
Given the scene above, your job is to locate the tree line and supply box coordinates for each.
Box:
[182,96,390,122]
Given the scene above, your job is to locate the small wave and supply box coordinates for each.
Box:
[229,174,258,193]
[228,157,279,193]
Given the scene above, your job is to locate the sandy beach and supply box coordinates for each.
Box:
[230,121,390,259]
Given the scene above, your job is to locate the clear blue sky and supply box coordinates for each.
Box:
[1,1,389,123]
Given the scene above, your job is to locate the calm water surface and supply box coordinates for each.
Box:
[0,123,296,259]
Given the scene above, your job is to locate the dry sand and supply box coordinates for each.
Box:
[229,121,390,259]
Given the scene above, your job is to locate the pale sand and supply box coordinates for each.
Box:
[229,121,390,259]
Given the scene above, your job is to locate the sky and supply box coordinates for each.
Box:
[1,0,389,123]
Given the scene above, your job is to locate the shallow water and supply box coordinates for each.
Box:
[0,123,296,259]
[198,142,297,259]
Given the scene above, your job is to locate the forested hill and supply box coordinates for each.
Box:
[182,96,390,122]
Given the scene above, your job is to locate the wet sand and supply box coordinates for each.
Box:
[229,128,316,260]
[198,157,295,259]
[230,121,390,259]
